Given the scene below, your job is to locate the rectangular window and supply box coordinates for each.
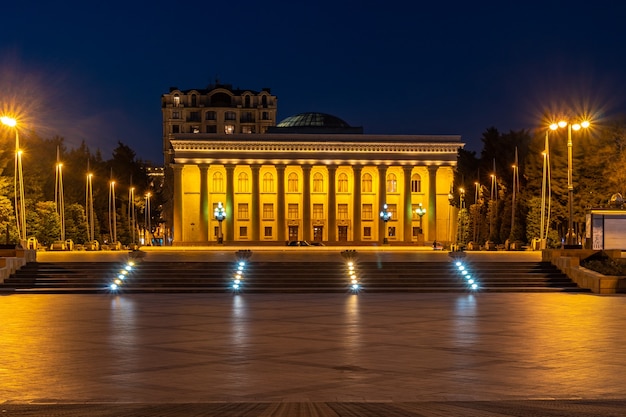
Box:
[362,204,373,220]
[225,125,235,134]
[264,227,272,237]
[263,203,274,219]
[238,203,249,220]
[338,204,348,220]
[189,111,200,122]
[214,226,219,237]
[172,125,180,133]
[172,111,180,119]
[288,203,298,219]
[387,204,397,220]
[363,227,371,237]
[313,204,323,219]
[388,226,396,237]
[206,125,217,133]
[240,226,248,237]
[241,126,255,134]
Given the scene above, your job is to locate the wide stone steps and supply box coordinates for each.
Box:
[0,260,589,294]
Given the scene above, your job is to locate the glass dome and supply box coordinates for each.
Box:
[276,112,351,128]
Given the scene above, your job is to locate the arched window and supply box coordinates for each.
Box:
[313,172,324,192]
[387,173,397,193]
[262,95,268,108]
[288,172,299,192]
[362,173,372,193]
[411,173,422,193]
[238,172,249,192]
[173,94,180,107]
[212,172,223,193]
[191,94,197,107]
[263,172,274,193]
[244,95,251,108]
[338,173,348,192]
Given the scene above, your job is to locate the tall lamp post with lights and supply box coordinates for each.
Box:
[1,116,26,246]
[214,201,226,244]
[379,203,392,244]
[552,119,590,248]
[416,203,426,245]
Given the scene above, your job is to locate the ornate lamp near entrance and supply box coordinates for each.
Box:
[379,203,392,244]
[416,203,426,234]
[214,202,226,244]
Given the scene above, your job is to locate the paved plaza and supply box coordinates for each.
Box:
[2,288,626,415]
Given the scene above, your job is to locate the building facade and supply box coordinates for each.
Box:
[162,86,463,245]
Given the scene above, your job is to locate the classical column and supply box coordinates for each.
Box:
[377,165,387,241]
[172,164,184,243]
[225,164,235,243]
[199,165,209,243]
[353,165,362,242]
[251,164,260,241]
[327,165,337,242]
[403,165,413,243]
[302,165,311,241]
[428,166,438,242]
[276,164,286,241]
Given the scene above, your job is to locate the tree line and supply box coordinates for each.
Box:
[0,129,161,248]
[454,116,626,248]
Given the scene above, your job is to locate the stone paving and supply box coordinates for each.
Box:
[2,290,626,416]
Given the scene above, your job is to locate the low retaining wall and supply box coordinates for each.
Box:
[0,249,37,283]
[543,249,626,294]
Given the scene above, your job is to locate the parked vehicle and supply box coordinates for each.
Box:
[286,240,311,246]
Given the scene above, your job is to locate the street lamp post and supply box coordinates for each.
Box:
[109,181,117,244]
[145,192,152,245]
[379,203,392,244]
[416,203,426,234]
[214,201,226,244]
[556,119,590,248]
[1,116,26,246]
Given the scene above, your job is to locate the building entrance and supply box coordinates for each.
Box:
[288,226,299,241]
[313,226,323,242]
[338,226,348,242]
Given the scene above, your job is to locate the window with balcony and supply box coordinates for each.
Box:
[241,126,255,134]
[225,125,234,134]
[206,125,217,133]
[205,111,216,120]
[225,111,236,120]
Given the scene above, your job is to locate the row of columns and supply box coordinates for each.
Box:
[173,163,443,243]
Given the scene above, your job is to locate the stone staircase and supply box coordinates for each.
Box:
[0,259,589,294]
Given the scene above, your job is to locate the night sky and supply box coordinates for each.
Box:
[2,1,626,163]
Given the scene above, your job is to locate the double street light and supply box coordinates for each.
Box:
[549,119,590,248]
[379,203,392,244]
[1,116,26,246]
[214,201,226,244]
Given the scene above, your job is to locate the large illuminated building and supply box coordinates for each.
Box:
[162,83,463,245]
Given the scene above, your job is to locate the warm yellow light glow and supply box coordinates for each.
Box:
[87,173,93,178]
[558,120,567,128]
[572,123,581,131]
[0,116,17,127]
[581,120,590,128]
[459,187,464,193]
[57,163,63,168]
[549,123,559,130]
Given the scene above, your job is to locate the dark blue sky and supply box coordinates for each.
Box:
[2,1,626,163]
